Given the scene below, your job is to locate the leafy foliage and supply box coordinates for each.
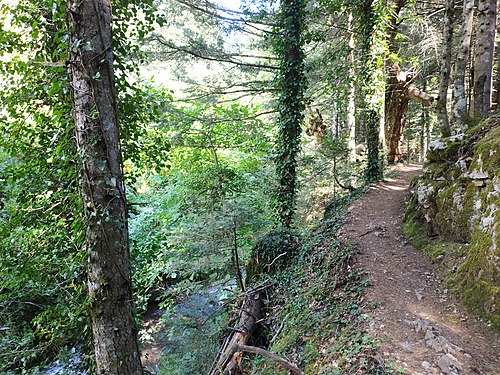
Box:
[0,0,168,371]
[0,1,88,371]
[129,118,275,310]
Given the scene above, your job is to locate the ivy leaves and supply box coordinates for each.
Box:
[273,0,307,228]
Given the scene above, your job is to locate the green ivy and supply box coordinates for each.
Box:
[273,0,307,228]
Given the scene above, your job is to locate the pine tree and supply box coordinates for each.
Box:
[67,0,143,373]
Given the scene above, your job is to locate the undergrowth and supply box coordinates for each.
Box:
[247,189,403,374]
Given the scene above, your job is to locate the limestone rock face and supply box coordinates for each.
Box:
[406,120,500,329]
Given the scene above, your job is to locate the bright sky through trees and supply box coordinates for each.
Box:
[214,0,242,11]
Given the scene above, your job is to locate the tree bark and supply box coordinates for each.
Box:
[385,0,408,164]
[347,12,357,162]
[492,36,500,111]
[358,0,384,182]
[385,64,410,164]
[452,0,474,129]
[471,0,497,118]
[365,109,382,182]
[384,7,435,164]
[67,1,143,374]
[436,0,454,137]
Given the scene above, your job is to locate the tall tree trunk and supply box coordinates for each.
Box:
[419,107,425,162]
[275,0,306,228]
[385,0,408,164]
[385,64,409,164]
[67,1,143,374]
[384,0,435,163]
[436,0,454,137]
[491,32,500,110]
[347,12,357,162]
[472,0,497,118]
[359,0,384,182]
[452,0,474,129]
[365,109,382,182]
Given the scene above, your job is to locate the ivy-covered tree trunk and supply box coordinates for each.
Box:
[67,1,143,374]
[358,0,384,182]
[452,0,474,128]
[365,109,381,183]
[471,0,497,118]
[347,12,357,162]
[275,0,306,228]
[436,0,454,137]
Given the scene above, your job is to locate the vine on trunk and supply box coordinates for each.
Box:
[273,0,307,228]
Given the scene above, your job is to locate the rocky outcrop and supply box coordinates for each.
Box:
[406,119,500,329]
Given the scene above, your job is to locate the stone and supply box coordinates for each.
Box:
[429,140,447,150]
[421,360,432,371]
[415,290,423,300]
[472,179,485,187]
[437,353,462,374]
[469,169,489,180]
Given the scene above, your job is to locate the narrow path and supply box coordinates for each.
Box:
[345,164,499,375]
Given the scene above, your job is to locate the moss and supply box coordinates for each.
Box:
[426,138,464,163]
[434,182,468,241]
[469,126,500,175]
[245,229,301,284]
[465,116,500,137]
[403,215,456,261]
[405,117,500,331]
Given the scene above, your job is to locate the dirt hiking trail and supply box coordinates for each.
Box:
[345,164,499,375]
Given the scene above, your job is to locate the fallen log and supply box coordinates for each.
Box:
[208,286,303,375]
[208,289,263,375]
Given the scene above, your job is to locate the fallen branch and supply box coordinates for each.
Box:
[234,344,303,375]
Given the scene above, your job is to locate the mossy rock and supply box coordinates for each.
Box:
[426,136,465,163]
[245,229,301,284]
[405,117,500,329]
[434,182,470,242]
[468,125,500,178]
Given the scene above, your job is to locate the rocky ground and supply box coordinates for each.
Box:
[345,164,500,375]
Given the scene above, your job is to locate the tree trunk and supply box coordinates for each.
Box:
[275,0,306,228]
[471,0,497,118]
[436,0,454,137]
[452,0,474,129]
[491,30,500,110]
[365,109,382,182]
[358,0,385,182]
[347,12,357,162]
[385,64,410,164]
[385,0,408,164]
[67,1,143,374]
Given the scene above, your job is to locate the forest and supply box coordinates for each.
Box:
[0,0,498,374]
